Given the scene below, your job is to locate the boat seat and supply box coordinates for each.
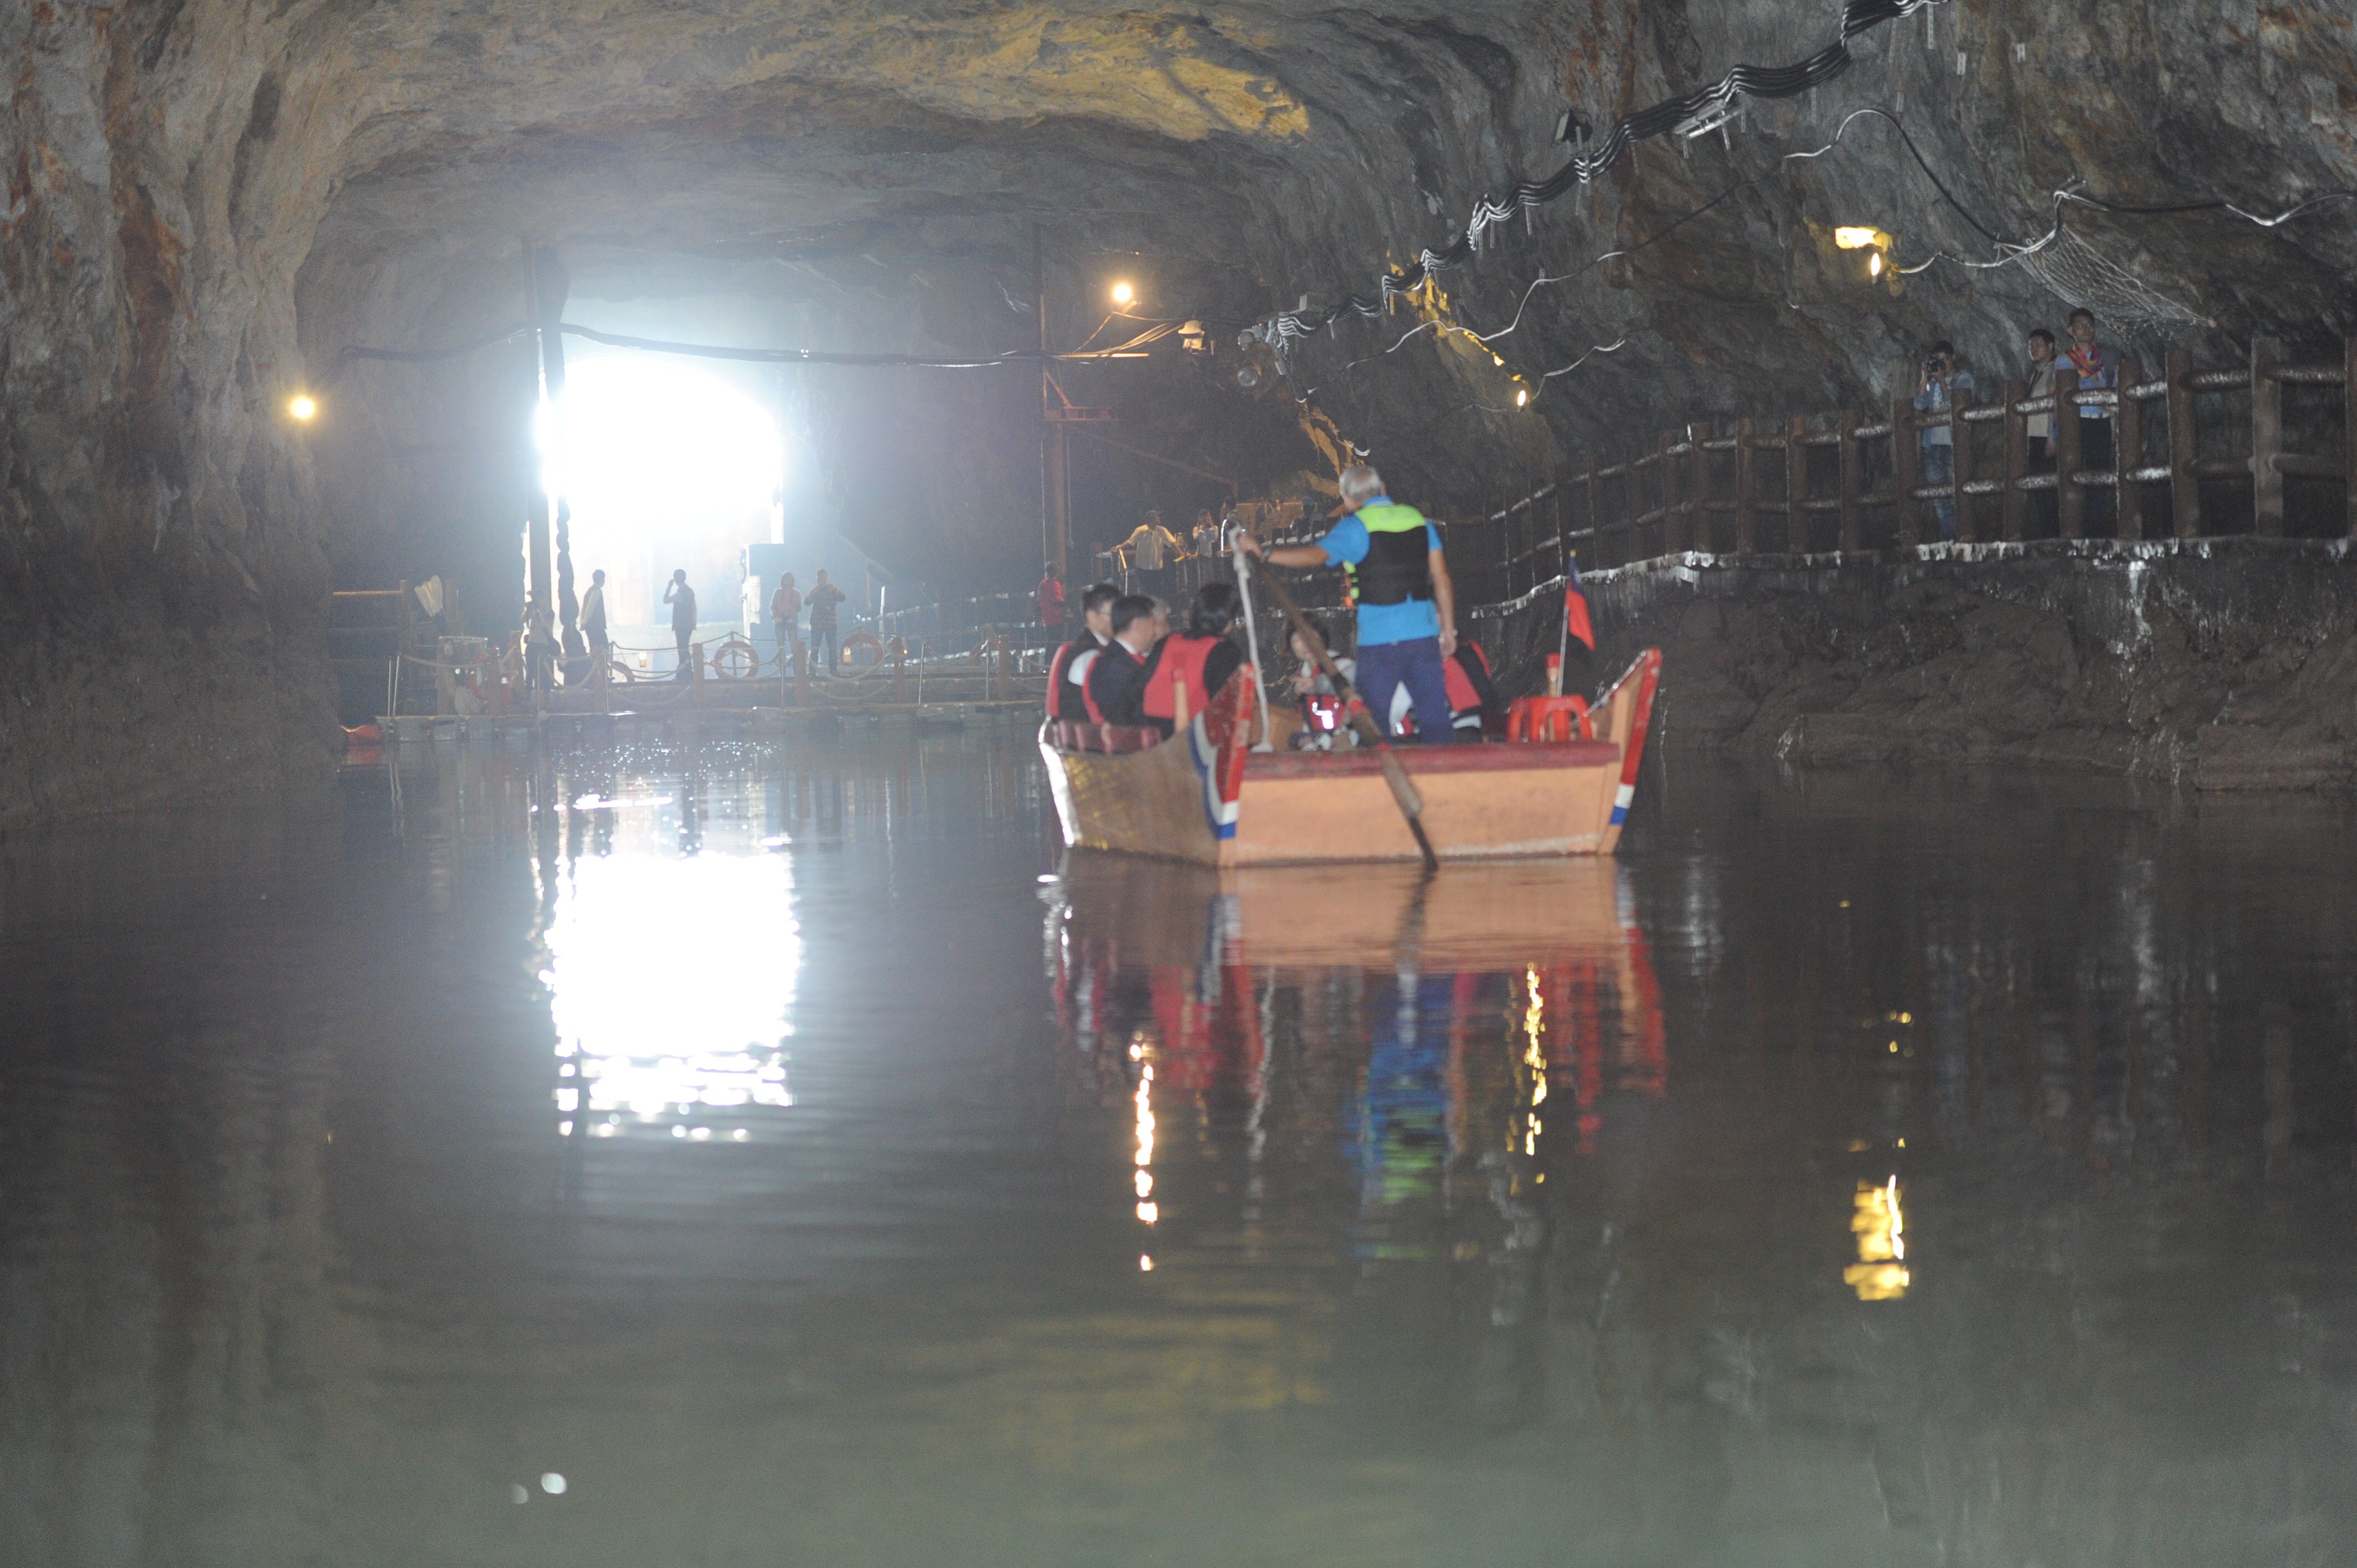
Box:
[1051,720,1165,755]
[1507,694,1592,742]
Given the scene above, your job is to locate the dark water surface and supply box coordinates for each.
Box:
[5,733,2356,1566]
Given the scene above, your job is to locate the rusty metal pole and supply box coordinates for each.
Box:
[1036,224,1069,581]
[2115,360,2144,540]
[2252,337,2284,535]
[2001,378,2028,541]
[1735,418,1758,553]
[2056,369,2085,538]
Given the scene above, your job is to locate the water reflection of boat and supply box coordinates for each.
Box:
[1051,853,1667,1160]
[1042,649,1662,865]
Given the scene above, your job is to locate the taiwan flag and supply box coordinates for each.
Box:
[1563,559,1596,651]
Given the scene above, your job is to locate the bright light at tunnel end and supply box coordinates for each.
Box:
[286,394,318,421]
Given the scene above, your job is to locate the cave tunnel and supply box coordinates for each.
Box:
[7,3,2357,1564]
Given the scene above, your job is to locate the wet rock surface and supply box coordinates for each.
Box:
[1574,540,2357,788]
[4,2,2355,817]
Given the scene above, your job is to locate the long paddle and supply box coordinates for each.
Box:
[1247,559,1439,870]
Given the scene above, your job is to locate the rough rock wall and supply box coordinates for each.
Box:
[5,1,2356,820]
[1551,539,2357,789]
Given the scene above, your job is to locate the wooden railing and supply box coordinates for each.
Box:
[1442,337,2357,606]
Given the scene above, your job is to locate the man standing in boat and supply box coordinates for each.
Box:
[1237,464,1461,744]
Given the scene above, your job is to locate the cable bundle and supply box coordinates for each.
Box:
[1243,0,1949,354]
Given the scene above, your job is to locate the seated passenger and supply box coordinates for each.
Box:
[1046,581,1120,723]
[1138,582,1249,736]
[1445,636,1501,736]
[1083,594,1161,726]
[1392,636,1499,739]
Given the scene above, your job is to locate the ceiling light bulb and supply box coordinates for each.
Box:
[287,394,318,421]
[1516,388,1530,407]
[1869,251,1884,277]
[1110,281,1134,306]
[1491,354,1504,367]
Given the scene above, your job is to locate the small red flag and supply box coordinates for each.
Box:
[1563,560,1596,651]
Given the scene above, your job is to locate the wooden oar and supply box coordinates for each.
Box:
[1248,561,1439,870]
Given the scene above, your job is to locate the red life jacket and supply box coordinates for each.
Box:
[1443,641,1491,713]
[1141,635,1219,722]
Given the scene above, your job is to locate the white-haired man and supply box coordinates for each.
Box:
[1237,465,1460,744]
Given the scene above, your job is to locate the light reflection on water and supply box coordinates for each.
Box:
[544,848,796,1142]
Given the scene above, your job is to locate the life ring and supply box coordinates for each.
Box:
[841,632,883,668]
[710,636,760,680]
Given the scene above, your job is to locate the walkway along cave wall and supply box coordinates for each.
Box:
[1471,539,2357,791]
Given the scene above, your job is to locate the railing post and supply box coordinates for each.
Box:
[1785,415,1808,553]
[691,641,706,707]
[1552,462,1573,580]
[1735,418,1758,554]
[1836,410,1862,551]
[2056,369,2085,538]
[1625,442,1646,563]
[1658,429,1681,555]
[2001,378,2028,541]
[2115,359,2144,540]
[1584,464,1603,568]
[794,631,808,705]
[2253,336,2284,535]
[2346,337,2357,538]
[2167,348,2200,537]
[1892,393,1921,549]
[1948,389,1975,544]
[1690,423,1713,554]
[891,637,907,704]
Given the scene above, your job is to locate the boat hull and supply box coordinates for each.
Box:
[1043,649,1662,866]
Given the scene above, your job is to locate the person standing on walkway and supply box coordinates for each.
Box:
[1036,566,1066,632]
[806,570,847,675]
[2024,329,2060,536]
[663,569,697,680]
[1913,341,1975,543]
[2063,308,2119,532]
[581,569,610,669]
[1238,464,1461,744]
[771,572,802,673]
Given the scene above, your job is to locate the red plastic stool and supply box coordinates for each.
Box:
[1507,694,1591,742]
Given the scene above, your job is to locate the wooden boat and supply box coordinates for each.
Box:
[1042,648,1661,866]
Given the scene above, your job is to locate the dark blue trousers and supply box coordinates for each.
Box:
[1355,636,1460,743]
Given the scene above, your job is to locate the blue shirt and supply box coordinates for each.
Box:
[1316,506,1443,647]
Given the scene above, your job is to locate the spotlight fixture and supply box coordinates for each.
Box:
[287,394,318,421]
[1110,281,1135,306]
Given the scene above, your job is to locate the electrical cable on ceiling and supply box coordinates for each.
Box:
[326,321,1155,383]
[1242,0,1954,357]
